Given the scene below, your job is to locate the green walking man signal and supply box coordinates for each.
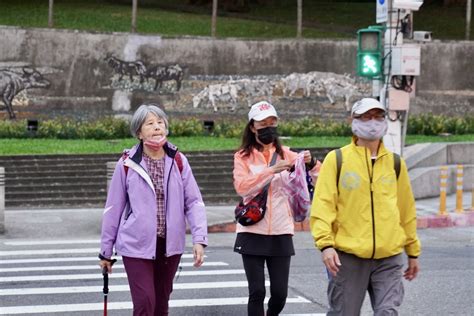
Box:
[357,28,383,78]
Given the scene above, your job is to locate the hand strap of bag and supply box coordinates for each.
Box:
[260,151,279,195]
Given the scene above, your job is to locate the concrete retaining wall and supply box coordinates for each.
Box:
[406,142,474,199]
[0,26,473,120]
[410,165,473,199]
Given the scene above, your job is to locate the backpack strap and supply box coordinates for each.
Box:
[393,153,401,180]
[122,152,129,176]
[261,152,279,194]
[335,149,342,187]
[122,151,184,176]
[174,151,184,174]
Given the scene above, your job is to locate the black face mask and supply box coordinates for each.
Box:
[256,126,278,145]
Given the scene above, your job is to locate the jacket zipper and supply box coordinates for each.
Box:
[267,152,274,235]
[364,149,376,259]
[162,158,174,257]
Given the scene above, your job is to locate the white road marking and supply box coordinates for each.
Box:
[0,269,245,282]
[4,240,100,246]
[0,248,197,257]
[0,281,268,296]
[0,261,227,272]
[0,296,310,314]
[0,257,119,264]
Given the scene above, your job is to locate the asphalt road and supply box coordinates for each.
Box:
[0,228,472,315]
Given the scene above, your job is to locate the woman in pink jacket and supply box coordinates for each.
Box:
[233,101,320,316]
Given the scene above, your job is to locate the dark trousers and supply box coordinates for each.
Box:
[241,254,291,316]
[122,237,182,316]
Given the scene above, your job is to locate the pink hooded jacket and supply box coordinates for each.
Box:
[233,146,320,235]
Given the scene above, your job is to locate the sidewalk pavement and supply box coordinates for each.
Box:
[206,191,474,232]
[2,192,473,241]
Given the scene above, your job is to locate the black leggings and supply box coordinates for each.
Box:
[241,254,291,316]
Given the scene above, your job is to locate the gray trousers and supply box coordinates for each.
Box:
[327,251,404,316]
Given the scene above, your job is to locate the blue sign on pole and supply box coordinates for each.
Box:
[376,0,388,23]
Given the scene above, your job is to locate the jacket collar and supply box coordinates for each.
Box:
[129,141,179,164]
[350,136,389,159]
[123,141,180,193]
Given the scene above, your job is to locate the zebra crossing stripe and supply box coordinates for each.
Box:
[0,257,120,264]
[281,314,326,316]
[0,281,268,296]
[0,296,310,314]
[0,248,105,256]
[0,248,197,257]
[3,240,100,246]
[0,261,228,272]
[0,269,245,282]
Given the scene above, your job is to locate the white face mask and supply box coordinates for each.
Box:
[352,118,388,141]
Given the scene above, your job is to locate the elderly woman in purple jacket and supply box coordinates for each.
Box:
[99,104,208,316]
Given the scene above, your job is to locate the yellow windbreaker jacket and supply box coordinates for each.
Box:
[310,139,421,259]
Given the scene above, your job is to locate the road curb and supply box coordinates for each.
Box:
[206,211,474,233]
[416,210,474,229]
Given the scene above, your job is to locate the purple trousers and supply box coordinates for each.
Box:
[122,237,182,316]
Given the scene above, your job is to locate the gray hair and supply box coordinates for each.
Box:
[130,104,169,138]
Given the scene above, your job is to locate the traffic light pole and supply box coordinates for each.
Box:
[378,0,422,156]
[357,0,424,155]
[381,0,405,155]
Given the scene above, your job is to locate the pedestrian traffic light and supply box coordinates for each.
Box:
[357,28,383,78]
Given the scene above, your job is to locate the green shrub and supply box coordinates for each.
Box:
[0,119,27,138]
[212,121,246,138]
[407,114,474,135]
[0,114,472,139]
[169,118,204,136]
[279,119,351,137]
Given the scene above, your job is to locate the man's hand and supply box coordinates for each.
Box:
[403,257,419,281]
[321,247,341,277]
[193,244,205,268]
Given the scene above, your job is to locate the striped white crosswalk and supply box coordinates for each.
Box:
[0,239,322,315]
[0,297,316,314]
[0,261,228,272]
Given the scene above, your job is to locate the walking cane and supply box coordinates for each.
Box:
[102,266,110,316]
[102,260,117,316]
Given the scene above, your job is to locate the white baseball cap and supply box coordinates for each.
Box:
[248,101,278,121]
[351,98,386,116]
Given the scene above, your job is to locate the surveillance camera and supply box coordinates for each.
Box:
[413,31,432,42]
[393,0,423,11]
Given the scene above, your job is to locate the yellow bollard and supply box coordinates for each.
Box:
[439,166,448,216]
[471,188,474,212]
[455,165,464,213]
[471,188,474,211]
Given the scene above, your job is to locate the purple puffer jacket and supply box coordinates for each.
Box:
[100,142,208,260]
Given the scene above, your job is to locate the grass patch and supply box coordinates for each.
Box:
[0,0,470,39]
[1,134,472,155]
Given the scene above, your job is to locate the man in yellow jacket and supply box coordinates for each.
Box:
[310,98,421,315]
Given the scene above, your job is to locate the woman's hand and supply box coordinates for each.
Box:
[99,259,113,274]
[193,244,205,268]
[271,160,293,174]
[303,150,312,164]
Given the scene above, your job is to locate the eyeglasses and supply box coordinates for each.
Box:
[353,114,386,122]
